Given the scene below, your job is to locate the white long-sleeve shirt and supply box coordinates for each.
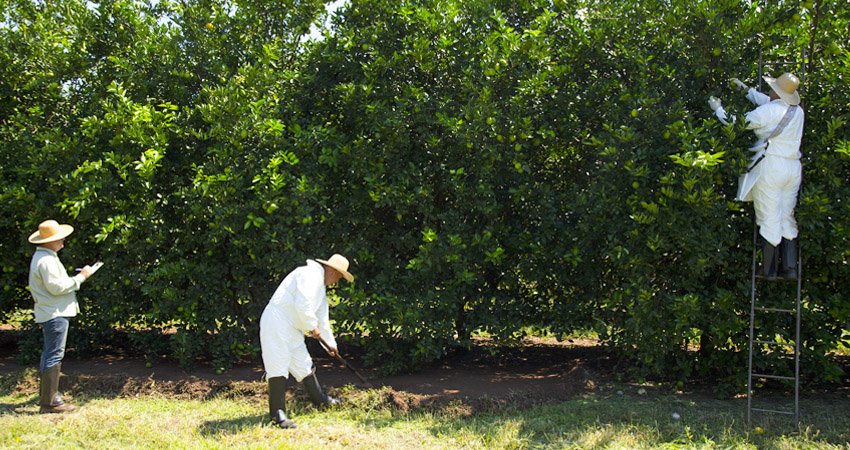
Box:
[264,259,337,349]
[744,88,805,160]
[29,247,85,323]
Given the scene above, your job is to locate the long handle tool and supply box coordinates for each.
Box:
[316,336,373,388]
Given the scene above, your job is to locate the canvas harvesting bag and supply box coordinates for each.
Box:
[736,105,798,202]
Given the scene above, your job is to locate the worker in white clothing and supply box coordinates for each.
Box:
[709,73,804,280]
[259,254,354,429]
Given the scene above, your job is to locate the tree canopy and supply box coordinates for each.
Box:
[2,0,848,390]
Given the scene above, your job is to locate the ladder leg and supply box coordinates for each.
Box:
[794,239,802,424]
[795,46,805,424]
[747,221,758,424]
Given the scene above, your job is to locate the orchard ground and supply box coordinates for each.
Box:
[0,329,616,407]
[1,327,849,448]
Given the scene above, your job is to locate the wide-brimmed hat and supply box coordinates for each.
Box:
[28,219,74,244]
[316,254,354,282]
[764,73,801,106]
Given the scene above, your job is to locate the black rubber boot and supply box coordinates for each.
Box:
[268,376,296,429]
[779,238,798,280]
[302,366,341,408]
[757,240,779,281]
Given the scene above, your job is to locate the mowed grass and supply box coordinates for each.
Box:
[0,372,848,449]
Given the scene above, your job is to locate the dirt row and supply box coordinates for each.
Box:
[0,335,612,410]
[2,332,846,414]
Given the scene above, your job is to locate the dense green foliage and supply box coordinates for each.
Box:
[1,0,848,388]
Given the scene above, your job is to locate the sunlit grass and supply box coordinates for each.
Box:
[1,371,848,449]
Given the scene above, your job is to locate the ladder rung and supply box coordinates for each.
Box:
[754,340,795,347]
[751,407,795,415]
[752,373,796,381]
[755,307,795,313]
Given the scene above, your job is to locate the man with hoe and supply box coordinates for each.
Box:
[260,254,354,429]
[28,219,98,413]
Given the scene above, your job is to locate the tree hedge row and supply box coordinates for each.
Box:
[1,0,848,390]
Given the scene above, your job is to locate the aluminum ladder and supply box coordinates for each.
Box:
[746,224,802,424]
[746,47,805,425]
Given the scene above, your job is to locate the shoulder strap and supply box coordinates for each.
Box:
[766,105,798,141]
[746,105,798,173]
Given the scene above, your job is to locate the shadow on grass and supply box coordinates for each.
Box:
[0,369,149,417]
[0,370,39,416]
[417,394,850,448]
[346,392,850,448]
[0,399,38,416]
[198,414,269,436]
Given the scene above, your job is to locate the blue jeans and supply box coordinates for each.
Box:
[39,317,69,372]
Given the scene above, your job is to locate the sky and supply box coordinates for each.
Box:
[306,0,348,41]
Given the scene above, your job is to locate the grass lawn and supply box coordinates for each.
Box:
[1,370,848,449]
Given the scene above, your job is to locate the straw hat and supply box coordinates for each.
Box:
[28,220,74,244]
[316,254,354,282]
[763,73,801,106]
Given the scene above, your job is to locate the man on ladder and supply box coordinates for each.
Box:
[708,72,805,280]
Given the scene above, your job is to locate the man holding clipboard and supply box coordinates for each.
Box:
[27,219,101,413]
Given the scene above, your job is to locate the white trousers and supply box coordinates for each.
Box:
[259,307,313,381]
[752,155,802,246]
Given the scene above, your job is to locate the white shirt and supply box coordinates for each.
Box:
[29,247,85,323]
[264,260,337,348]
[744,88,805,160]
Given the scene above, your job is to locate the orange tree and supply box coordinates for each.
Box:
[0,0,329,369]
[1,0,848,386]
[297,0,850,385]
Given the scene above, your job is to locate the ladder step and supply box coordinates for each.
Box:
[762,61,800,66]
[755,307,795,313]
[751,407,795,416]
[752,373,796,381]
[754,340,795,347]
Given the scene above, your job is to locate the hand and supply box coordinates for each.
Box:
[310,327,321,339]
[79,265,94,279]
[326,346,339,358]
[730,77,749,91]
[708,96,722,111]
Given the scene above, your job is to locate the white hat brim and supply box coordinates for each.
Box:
[316,258,354,282]
[28,224,74,244]
[763,76,801,106]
